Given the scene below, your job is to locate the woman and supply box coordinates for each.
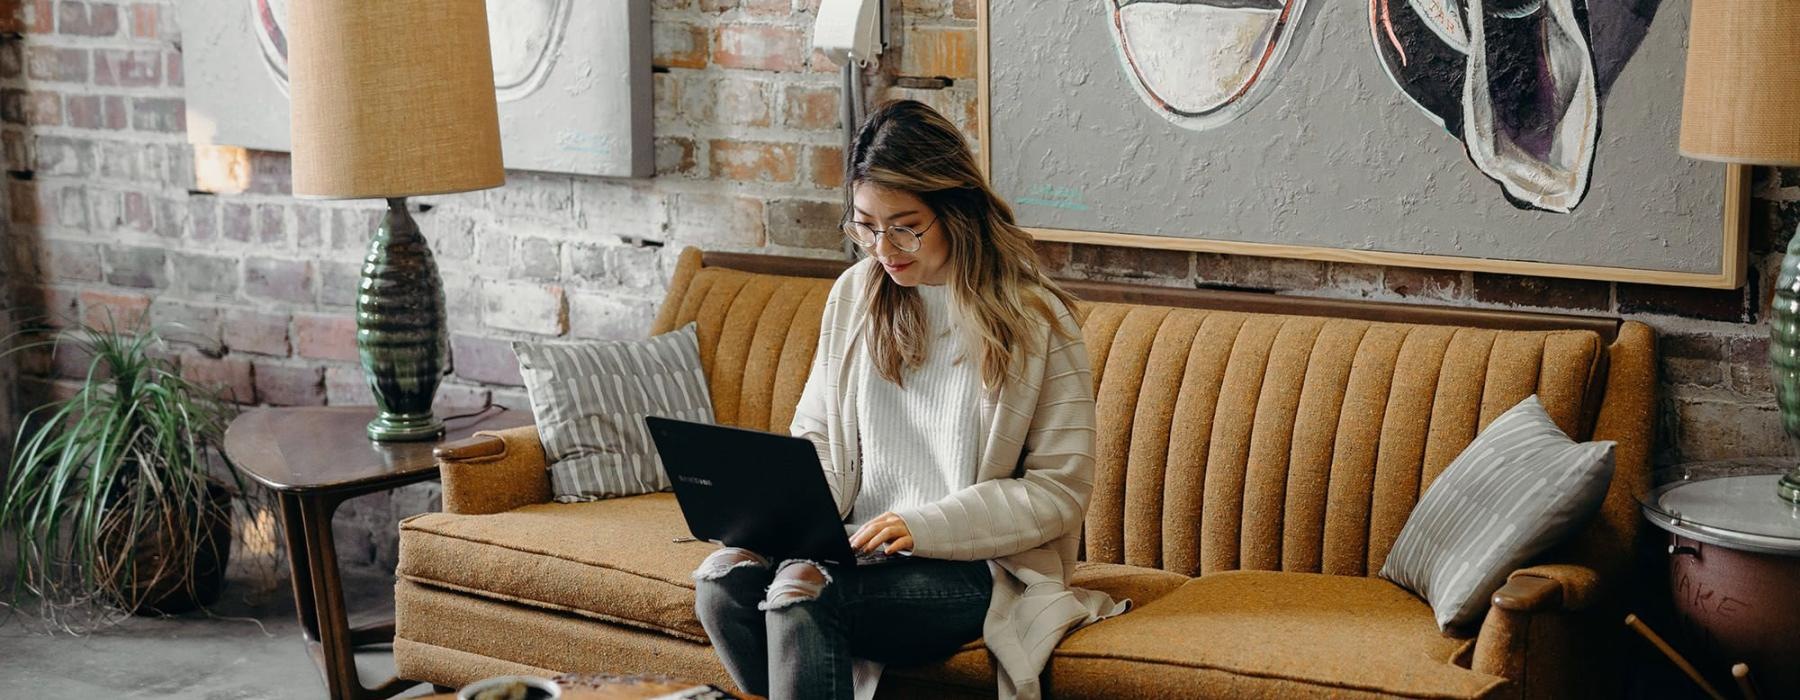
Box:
[692,100,1122,700]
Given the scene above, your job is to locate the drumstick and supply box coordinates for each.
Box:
[1731,663,1756,700]
[1624,614,1725,700]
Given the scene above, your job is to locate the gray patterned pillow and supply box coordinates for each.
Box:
[1380,394,1615,630]
[513,323,714,502]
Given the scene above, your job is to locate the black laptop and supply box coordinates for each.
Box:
[644,415,902,566]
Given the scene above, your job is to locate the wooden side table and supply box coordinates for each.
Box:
[224,405,533,700]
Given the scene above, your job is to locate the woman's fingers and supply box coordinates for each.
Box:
[884,535,914,555]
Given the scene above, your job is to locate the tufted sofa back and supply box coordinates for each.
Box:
[651,248,1655,584]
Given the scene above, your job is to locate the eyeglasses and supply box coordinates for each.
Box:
[841,217,937,253]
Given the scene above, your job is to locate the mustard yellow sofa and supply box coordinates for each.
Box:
[393,247,1655,698]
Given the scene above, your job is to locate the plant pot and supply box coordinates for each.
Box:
[100,479,234,615]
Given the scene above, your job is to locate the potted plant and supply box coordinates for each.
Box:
[2,319,250,627]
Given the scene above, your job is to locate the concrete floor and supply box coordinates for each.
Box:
[0,568,439,699]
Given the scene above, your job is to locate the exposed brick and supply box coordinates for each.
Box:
[224,309,289,356]
[126,1,152,38]
[1472,273,1610,311]
[481,172,575,224]
[130,96,183,132]
[1072,245,1192,284]
[164,49,179,87]
[8,180,41,224]
[17,90,61,126]
[294,313,359,362]
[450,334,524,386]
[101,94,125,129]
[79,288,148,331]
[53,183,86,227]
[653,22,709,69]
[0,0,23,33]
[699,0,738,13]
[26,46,86,82]
[33,135,93,176]
[767,199,843,250]
[743,0,789,16]
[482,280,567,336]
[253,362,326,406]
[153,196,185,239]
[571,179,669,239]
[668,192,765,249]
[39,238,101,281]
[0,42,18,80]
[900,27,976,79]
[65,94,103,129]
[188,196,218,242]
[953,0,976,19]
[58,1,118,36]
[568,292,657,340]
[655,136,699,177]
[122,190,151,231]
[1618,281,1752,323]
[1661,332,1727,388]
[324,366,374,406]
[170,252,238,297]
[1726,334,1773,397]
[1384,266,1467,300]
[293,205,325,250]
[245,150,292,195]
[713,24,806,72]
[706,75,773,127]
[244,257,314,304]
[103,244,166,288]
[2,130,29,170]
[181,353,254,404]
[26,0,51,33]
[316,259,361,308]
[510,237,562,281]
[784,85,839,130]
[221,201,253,242]
[569,242,665,289]
[92,48,158,87]
[1032,241,1072,275]
[709,140,798,183]
[148,300,223,342]
[256,202,286,245]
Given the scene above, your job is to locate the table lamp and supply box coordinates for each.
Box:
[1679,2,1800,503]
[288,0,505,442]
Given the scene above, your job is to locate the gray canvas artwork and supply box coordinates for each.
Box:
[989,0,1732,276]
[181,0,651,178]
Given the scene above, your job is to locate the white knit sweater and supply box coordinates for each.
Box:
[791,258,1121,700]
[849,283,985,527]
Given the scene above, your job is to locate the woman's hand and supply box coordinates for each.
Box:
[849,512,914,555]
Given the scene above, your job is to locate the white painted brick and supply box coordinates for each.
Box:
[668,191,766,249]
[568,292,658,340]
[482,279,568,336]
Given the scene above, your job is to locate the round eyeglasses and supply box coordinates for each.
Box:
[842,217,937,253]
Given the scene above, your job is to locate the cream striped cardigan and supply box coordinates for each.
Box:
[789,258,1122,700]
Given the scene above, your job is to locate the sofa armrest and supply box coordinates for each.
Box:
[1493,563,1602,613]
[1472,563,1607,696]
[435,425,553,515]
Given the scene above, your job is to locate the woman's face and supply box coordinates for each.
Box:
[852,183,952,287]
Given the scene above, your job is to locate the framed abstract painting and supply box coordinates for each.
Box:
[980,0,1748,288]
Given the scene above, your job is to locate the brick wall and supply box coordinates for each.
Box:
[0,1,1795,574]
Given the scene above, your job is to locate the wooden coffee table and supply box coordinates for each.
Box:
[223,405,532,700]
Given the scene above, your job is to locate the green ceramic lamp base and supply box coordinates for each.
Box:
[357,197,451,444]
[1780,471,1800,505]
[366,412,446,443]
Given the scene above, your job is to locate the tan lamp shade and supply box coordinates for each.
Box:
[289,0,504,199]
[1679,1,1800,166]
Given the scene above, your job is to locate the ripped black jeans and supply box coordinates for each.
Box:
[692,548,991,700]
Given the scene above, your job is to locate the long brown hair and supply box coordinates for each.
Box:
[848,99,1082,388]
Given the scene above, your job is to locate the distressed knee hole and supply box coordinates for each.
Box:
[692,547,769,581]
[758,560,830,611]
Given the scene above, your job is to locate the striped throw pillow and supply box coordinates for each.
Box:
[513,323,714,502]
[1380,394,1615,630]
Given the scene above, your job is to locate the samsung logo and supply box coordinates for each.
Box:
[678,475,714,487]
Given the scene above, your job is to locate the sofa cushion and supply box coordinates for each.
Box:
[1048,570,1506,699]
[399,494,1191,648]
[398,493,716,642]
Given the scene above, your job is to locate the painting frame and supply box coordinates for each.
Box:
[976,1,1749,289]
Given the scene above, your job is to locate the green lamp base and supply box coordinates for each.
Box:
[357,197,450,444]
[366,411,447,443]
[1780,471,1800,506]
